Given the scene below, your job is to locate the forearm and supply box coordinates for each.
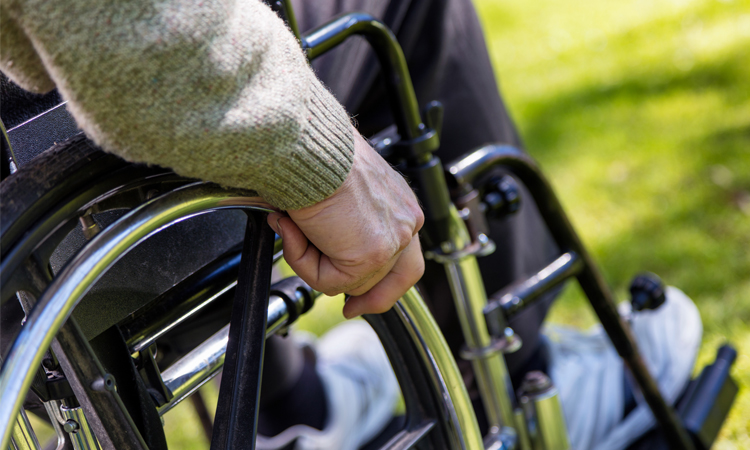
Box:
[0,0,353,210]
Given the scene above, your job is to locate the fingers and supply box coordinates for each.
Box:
[267,129,426,315]
[343,235,424,319]
[344,253,398,296]
[268,212,312,264]
[268,212,369,295]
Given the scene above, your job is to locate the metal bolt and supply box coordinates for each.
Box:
[91,373,116,392]
[63,420,79,434]
[42,357,57,372]
[483,175,521,218]
[520,370,552,394]
[79,214,101,240]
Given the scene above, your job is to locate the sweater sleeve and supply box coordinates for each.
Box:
[0,0,354,210]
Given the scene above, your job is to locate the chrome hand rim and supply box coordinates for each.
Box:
[0,182,272,448]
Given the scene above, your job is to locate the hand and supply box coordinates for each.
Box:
[267,129,425,318]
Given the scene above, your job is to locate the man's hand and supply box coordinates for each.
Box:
[267,129,425,319]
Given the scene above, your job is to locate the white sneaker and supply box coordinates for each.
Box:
[545,286,702,450]
[256,321,400,450]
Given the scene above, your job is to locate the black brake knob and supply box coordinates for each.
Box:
[629,272,666,312]
[483,175,521,218]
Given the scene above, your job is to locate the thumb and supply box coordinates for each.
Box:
[267,213,327,289]
[267,212,286,237]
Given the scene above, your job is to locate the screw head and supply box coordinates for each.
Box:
[91,373,117,392]
[483,175,521,218]
[63,420,79,433]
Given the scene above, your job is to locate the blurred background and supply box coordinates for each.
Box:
[102,0,750,448]
[474,0,749,447]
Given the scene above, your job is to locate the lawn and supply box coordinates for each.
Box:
[474,0,750,446]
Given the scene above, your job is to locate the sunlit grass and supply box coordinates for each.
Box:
[476,0,750,444]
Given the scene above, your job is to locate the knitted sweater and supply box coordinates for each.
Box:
[0,0,354,210]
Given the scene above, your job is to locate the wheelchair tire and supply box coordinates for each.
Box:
[1,136,482,450]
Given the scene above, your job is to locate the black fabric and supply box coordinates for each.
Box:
[258,345,328,436]
[0,73,61,130]
[295,0,561,399]
[259,335,305,410]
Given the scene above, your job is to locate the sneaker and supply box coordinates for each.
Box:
[545,286,702,450]
[256,321,400,450]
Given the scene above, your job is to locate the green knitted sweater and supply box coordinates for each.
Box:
[0,0,354,210]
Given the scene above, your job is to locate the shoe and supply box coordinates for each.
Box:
[545,286,702,450]
[256,321,400,450]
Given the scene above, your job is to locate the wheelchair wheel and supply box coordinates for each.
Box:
[0,135,483,450]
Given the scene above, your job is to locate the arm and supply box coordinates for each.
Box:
[1,0,351,209]
[0,0,424,316]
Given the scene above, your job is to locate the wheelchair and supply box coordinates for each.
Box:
[0,1,738,449]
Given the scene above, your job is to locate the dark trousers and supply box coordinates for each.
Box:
[257,0,563,432]
[295,0,560,387]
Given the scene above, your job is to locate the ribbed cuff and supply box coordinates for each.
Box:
[259,79,354,210]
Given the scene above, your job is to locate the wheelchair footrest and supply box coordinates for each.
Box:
[677,344,739,450]
[626,344,738,450]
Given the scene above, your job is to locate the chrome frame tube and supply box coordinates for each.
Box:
[0,183,273,448]
[303,13,424,141]
[9,410,40,450]
[125,236,284,354]
[158,325,227,416]
[60,406,101,450]
[441,206,517,434]
[396,288,484,450]
[519,389,570,450]
[128,282,236,354]
[157,290,306,415]
[42,401,67,450]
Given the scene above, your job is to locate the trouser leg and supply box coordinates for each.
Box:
[258,335,328,435]
[294,0,561,387]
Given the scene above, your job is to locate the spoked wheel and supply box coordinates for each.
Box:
[0,136,482,449]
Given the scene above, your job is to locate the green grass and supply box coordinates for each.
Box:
[474,0,750,446]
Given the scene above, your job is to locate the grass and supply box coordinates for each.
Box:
[474,0,750,446]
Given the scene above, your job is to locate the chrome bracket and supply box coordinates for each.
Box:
[424,233,496,263]
[459,328,522,360]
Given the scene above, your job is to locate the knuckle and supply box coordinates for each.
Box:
[412,255,425,279]
[307,280,343,297]
[366,246,394,269]
[413,206,425,232]
[397,226,413,247]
